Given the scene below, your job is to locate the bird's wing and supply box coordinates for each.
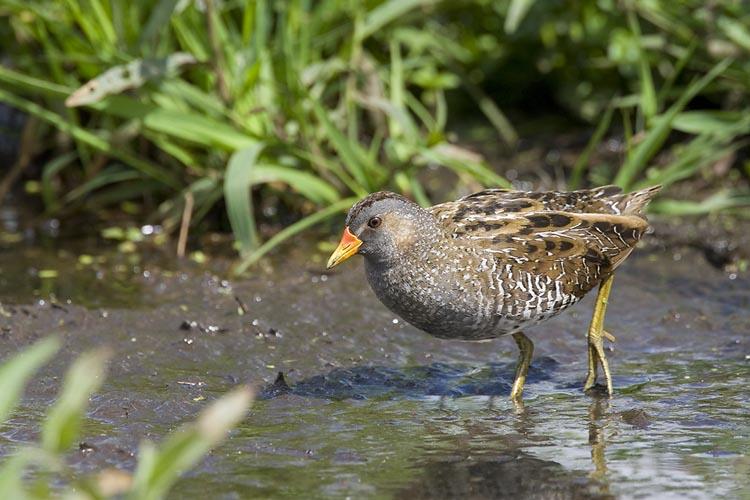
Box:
[430,185,660,220]
[428,186,659,296]
[432,204,649,298]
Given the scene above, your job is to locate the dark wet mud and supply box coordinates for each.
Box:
[0,239,748,499]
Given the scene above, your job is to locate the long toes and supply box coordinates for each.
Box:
[603,330,616,342]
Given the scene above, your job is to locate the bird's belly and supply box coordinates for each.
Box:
[366,262,582,341]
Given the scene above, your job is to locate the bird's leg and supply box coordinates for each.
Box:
[583,274,615,396]
[510,331,534,400]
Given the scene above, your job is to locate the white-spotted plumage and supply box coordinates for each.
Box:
[339,185,660,341]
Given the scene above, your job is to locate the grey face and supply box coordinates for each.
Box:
[345,193,426,265]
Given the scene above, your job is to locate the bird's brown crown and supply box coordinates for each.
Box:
[345,192,415,228]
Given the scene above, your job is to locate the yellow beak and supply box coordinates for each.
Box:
[326,227,362,269]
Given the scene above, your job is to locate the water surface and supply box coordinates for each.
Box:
[0,242,747,498]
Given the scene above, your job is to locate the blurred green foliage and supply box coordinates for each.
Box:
[0,338,253,499]
[0,0,749,266]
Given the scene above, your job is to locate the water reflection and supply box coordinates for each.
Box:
[3,244,747,497]
[396,453,613,499]
[587,397,611,487]
[263,362,621,498]
[396,397,613,499]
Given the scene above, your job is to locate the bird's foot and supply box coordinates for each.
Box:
[584,330,614,396]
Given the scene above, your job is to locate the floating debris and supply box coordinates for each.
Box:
[177,381,205,388]
[79,442,97,453]
[234,295,249,315]
[179,320,227,335]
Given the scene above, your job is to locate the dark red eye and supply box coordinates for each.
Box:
[367,216,382,228]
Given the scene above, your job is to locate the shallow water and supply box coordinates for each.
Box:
[0,241,748,499]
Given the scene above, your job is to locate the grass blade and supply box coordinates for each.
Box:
[362,0,433,40]
[627,10,657,121]
[717,16,750,52]
[224,144,265,254]
[671,111,747,135]
[41,348,111,454]
[312,100,381,190]
[0,338,60,426]
[394,171,430,206]
[0,89,181,188]
[0,66,71,98]
[90,96,259,151]
[650,192,750,215]
[234,197,357,275]
[129,386,253,500]
[140,0,181,51]
[389,39,407,140]
[569,104,615,188]
[420,145,510,187]
[0,448,59,497]
[505,0,536,34]
[62,167,142,205]
[249,165,340,204]
[0,452,31,497]
[613,58,732,189]
[41,151,78,212]
[462,78,518,148]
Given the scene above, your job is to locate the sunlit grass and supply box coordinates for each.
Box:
[1,0,749,266]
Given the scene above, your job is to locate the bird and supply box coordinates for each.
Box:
[326,185,661,400]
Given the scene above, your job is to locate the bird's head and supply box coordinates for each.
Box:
[326,192,430,269]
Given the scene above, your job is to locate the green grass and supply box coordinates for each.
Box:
[1,0,749,268]
[0,338,253,499]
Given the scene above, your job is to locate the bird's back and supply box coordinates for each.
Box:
[430,185,659,219]
[430,185,660,271]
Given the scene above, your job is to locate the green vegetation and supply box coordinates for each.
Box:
[0,337,253,499]
[1,1,749,268]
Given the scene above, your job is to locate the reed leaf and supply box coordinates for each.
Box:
[234,197,357,274]
[129,387,253,500]
[613,58,732,189]
[42,348,110,454]
[224,144,265,253]
[0,338,60,426]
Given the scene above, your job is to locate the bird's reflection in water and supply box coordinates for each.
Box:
[264,365,616,498]
[588,396,612,482]
[397,397,614,500]
[396,453,613,499]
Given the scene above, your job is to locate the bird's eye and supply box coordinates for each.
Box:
[367,216,382,229]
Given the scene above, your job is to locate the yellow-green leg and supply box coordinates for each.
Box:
[583,274,615,396]
[510,332,534,400]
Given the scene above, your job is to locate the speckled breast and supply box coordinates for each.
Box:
[365,257,583,341]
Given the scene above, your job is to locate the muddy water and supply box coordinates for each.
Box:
[0,241,748,499]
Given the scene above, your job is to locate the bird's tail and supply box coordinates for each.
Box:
[619,185,662,218]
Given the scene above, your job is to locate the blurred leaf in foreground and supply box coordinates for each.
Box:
[0,338,60,425]
[129,386,254,500]
[41,348,111,454]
